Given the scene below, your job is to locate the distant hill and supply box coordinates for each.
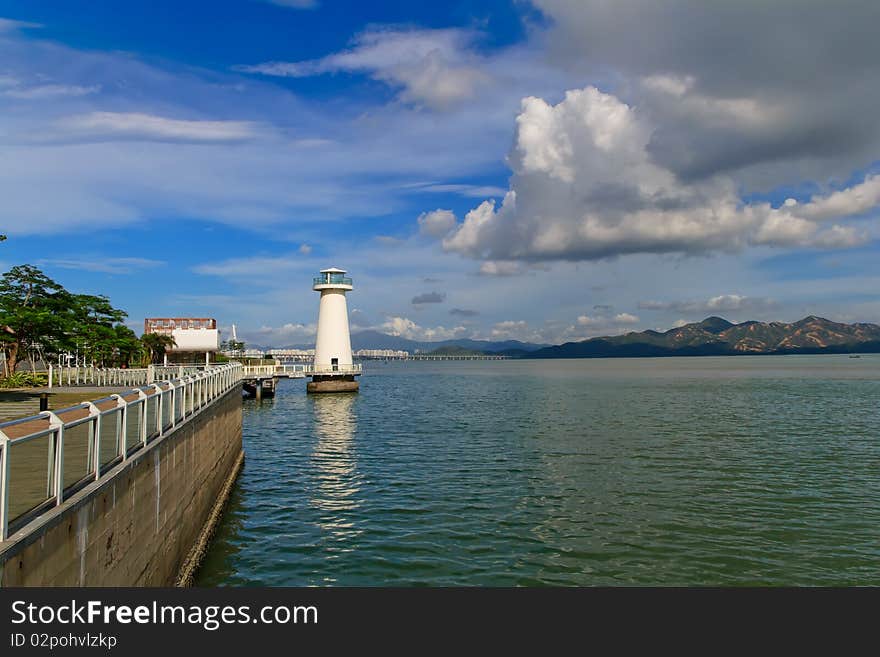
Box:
[425,345,485,356]
[529,316,880,359]
[349,330,549,354]
[243,332,548,353]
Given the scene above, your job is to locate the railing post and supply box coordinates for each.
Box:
[111,394,127,461]
[41,411,65,507]
[48,364,53,390]
[136,389,149,447]
[0,432,9,541]
[84,402,101,481]
[152,384,164,436]
[170,381,177,429]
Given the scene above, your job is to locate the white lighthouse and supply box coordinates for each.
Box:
[308,267,361,393]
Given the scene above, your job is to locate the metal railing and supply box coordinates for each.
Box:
[47,366,150,389]
[151,365,207,380]
[45,365,210,388]
[0,362,242,541]
[241,363,362,377]
[313,275,353,286]
[307,364,362,375]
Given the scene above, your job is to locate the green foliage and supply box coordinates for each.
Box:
[140,332,176,365]
[0,371,47,388]
[427,345,486,356]
[221,338,246,354]
[0,264,142,376]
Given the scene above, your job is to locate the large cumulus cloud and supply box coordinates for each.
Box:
[439,86,872,262]
[535,0,880,185]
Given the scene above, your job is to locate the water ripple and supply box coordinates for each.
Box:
[197,356,880,586]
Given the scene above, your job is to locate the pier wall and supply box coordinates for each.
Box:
[0,384,243,586]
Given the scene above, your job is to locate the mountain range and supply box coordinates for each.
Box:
[349,330,549,355]
[528,316,880,358]
[246,316,880,358]
[246,331,549,354]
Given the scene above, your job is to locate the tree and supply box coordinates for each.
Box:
[64,294,131,367]
[0,265,141,375]
[0,265,70,375]
[221,338,246,355]
[141,333,177,365]
[113,325,144,367]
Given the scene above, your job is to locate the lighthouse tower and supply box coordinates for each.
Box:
[308,267,361,393]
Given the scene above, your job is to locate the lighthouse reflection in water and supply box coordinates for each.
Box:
[309,393,363,551]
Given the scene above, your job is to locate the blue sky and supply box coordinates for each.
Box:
[2,1,879,347]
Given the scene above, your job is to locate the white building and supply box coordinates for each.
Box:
[144,317,220,365]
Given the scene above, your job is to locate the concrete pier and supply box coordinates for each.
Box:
[307,375,359,393]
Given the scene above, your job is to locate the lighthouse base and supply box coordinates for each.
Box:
[307,375,360,393]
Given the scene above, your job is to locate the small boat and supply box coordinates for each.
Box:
[849,354,861,359]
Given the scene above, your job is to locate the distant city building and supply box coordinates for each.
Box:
[144,317,220,365]
[268,348,315,359]
[354,349,410,359]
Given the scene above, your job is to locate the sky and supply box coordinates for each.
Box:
[2,0,879,347]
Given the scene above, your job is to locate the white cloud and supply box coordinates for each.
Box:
[0,18,41,33]
[375,235,405,246]
[478,260,524,277]
[192,253,304,276]
[38,257,165,274]
[638,294,777,313]
[55,112,262,143]
[417,209,457,238]
[440,86,876,263]
[490,320,529,338]
[237,28,489,110]
[784,175,880,222]
[380,316,467,341]
[412,183,508,198]
[4,84,100,100]
[577,312,639,327]
[248,322,317,345]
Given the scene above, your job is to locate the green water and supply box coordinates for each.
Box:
[196,355,880,586]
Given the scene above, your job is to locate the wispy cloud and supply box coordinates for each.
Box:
[192,253,305,277]
[262,0,319,9]
[413,183,508,198]
[53,112,262,143]
[638,294,778,314]
[0,17,41,33]
[4,84,100,100]
[39,257,165,274]
[236,27,489,110]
